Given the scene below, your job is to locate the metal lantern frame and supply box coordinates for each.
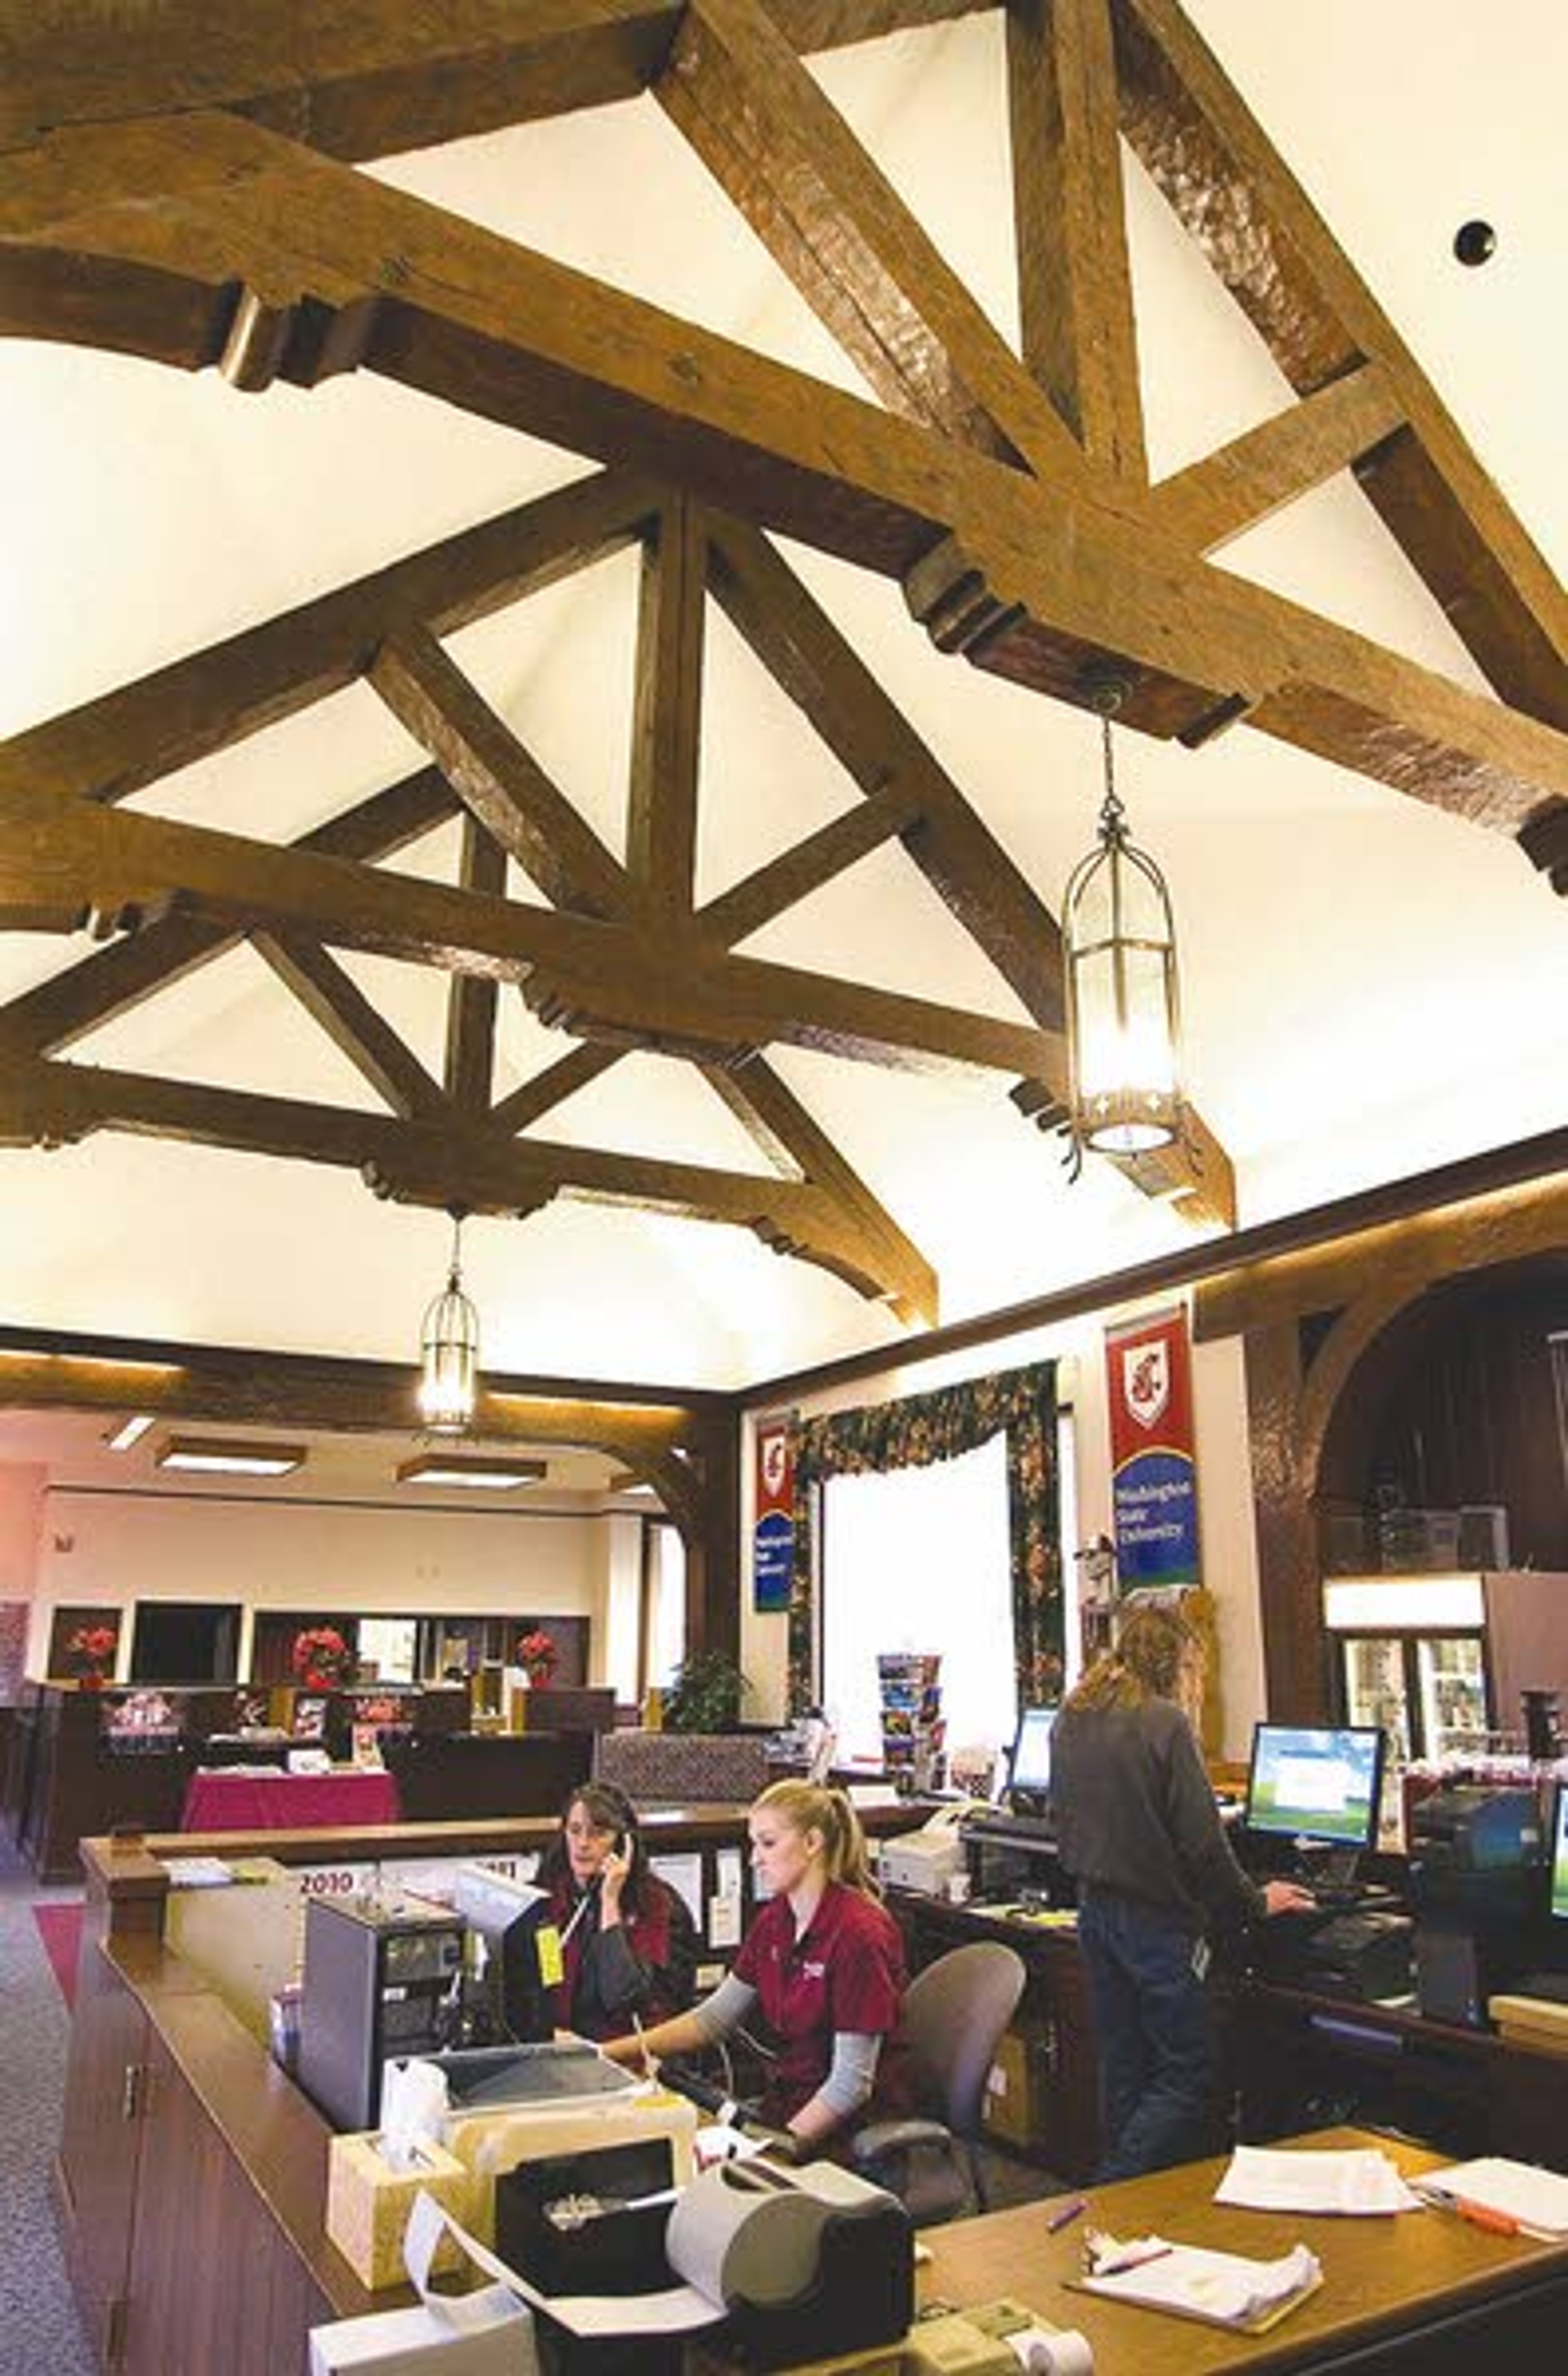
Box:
[418,1210,479,1433]
[1062,698,1184,1159]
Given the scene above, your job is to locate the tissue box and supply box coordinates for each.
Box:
[309,2294,534,2373]
[328,2133,477,2291]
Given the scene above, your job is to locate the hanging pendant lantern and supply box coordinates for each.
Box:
[1063,684,1184,1158]
[419,1208,479,1433]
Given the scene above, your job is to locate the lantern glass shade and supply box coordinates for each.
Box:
[1064,827,1182,1155]
[419,1273,479,1432]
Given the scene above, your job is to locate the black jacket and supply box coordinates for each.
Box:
[1051,1697,1264,1933]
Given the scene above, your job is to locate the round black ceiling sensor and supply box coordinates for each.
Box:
[1453,220,1497,267]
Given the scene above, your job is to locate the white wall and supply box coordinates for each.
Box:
[743,1303,1268,1756]
[27,1485,618,1681]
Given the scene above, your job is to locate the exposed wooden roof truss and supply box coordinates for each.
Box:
[1,0,1564,1321]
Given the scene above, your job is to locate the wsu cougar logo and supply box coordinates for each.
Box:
[760,1430,789,1498]
[1123,1340,1169,1431]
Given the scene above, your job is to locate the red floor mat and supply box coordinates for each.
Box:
[32,1901,84,2008]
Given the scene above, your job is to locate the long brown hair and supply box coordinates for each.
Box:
[751,1779,882,1899]
[538,1781,656,1915]
[1066,1602,1198,1715]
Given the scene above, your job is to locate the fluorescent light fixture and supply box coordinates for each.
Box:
[157,1435,307,1477]
[106,1413,157,1453]
[397,1453,547,1490]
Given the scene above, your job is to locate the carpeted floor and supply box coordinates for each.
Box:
[0,1842,98,2376]
[31,1901,83,2008]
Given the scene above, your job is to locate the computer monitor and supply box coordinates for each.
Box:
[1245,1723,1385,1859]
[1007,1706,1058,1813]
[1550,1782,1568,1925]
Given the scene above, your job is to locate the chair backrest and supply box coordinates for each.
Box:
[900,1942,1027,2140]
[593,1728,769,1805]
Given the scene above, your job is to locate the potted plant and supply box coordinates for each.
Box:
[516,1627,559,1687]
[660,1649,749,1734]
[290,1625,352,1690]
[66,1621,118,1687]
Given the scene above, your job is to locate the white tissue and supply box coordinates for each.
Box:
[379,2056,450,2173]
[1005,2327,1093,2374]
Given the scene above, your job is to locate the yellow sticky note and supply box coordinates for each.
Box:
[536,1923,564,1987]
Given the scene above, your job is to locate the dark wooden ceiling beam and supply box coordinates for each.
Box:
[628,497,706,921]
[0,792,1065,1081]
[489,1042,626,1137]
[0,1058,931,1308]
[703,1055,938,1324]
[0,767,456,1060]
[697,782,927,948]
[704,511,1235,1221]
[659,0,1088,482]
[443,816,508,1115]
[1007,0,1145,483]
[1146,361,1407,556]
[0,464,657,811]
[369,625,636,921]
[0,2,993,163]
[1111,0,1568,736]
[251,931,448,1121]
[4,111,1555,836]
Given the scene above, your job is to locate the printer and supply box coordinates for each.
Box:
[880,1803,976,1897]
[1408,1785,1545,2026]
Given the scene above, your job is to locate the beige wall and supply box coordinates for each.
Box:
[0,1462,44,1605]
[742,1303,1267,1758]
[26,1484,620,1683]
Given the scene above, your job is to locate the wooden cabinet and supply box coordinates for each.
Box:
[55,1937,150,2368]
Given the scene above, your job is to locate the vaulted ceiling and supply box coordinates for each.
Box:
[0,1,1564,1409]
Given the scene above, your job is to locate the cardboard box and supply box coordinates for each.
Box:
[328,2133,478,2292]
[982,2028,1047,2150]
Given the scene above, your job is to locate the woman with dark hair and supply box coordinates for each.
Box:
[601,1779,912,2158]
[536,1780,698,2041]
[1052,1601,1313,2180]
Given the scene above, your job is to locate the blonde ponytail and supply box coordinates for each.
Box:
[752,1778,882,1899]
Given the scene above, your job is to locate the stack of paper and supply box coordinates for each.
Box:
[1417,2157,1568,2239]
[1216,2144,1422,2215]
[1079,2239,1322,2331]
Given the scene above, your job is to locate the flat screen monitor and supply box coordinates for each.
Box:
[1007,1707,1057,1811]
[1551,1783,1568,1925]
[1245,1722,1385,1853]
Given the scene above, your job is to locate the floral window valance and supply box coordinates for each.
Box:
[785,1359,1060,1716]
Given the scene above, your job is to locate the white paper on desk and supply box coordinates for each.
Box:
[646,1852,704,1929]
[1417,2156,1568,2238]
[1216,2144,1422,2215]
[404,2190,725,2340]
[1081,2238,1321,2327]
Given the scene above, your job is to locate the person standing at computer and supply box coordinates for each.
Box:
[600,1779,913,2158]
[1051,1603,1313,2180]
[536,1781,698,2042]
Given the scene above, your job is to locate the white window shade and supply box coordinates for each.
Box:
[821,1433,1014,1767]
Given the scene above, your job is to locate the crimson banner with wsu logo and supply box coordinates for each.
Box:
[753,1417,795,1612]
[1105,1307,1200,1588]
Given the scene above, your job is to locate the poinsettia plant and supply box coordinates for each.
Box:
[516,1627,559,1685]
[67,1622,118,1674]
[291,1625,352,1689]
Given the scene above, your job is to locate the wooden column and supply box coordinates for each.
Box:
[1243,1321,1330,1723]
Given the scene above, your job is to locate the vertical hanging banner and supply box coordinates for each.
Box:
[1105,1307,1200,1589]
[753,1416,795,1613]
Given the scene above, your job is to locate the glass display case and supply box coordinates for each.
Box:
[1325,1574,1492,1762]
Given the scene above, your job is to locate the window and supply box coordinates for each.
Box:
[821,1433,1014,1766]
[642,1518,687,1696]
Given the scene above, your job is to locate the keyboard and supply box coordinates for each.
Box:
[1516,1972,1568,2005]
[962,1810,1057,1845]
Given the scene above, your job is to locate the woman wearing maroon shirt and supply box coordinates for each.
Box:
[535,1781,697,2041]
[602,1779,912,2157]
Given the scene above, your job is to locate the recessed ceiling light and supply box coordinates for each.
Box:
[157,1436,307,1477]
[105,1414,157,1453]
[397,1453,548,1490]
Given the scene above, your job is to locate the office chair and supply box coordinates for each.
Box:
[851,1941,1027,2225]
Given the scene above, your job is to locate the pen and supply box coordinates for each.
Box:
[1095,2244,1174,2278]
[1046,2197,1087,2233]
[1452,2198,1519,2236]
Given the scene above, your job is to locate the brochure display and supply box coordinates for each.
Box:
[875,1652,944,1791]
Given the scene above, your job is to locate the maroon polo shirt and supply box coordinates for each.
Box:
[733,1881,914,2126]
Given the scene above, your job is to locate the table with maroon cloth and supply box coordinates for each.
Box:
[179,1767,401,1831]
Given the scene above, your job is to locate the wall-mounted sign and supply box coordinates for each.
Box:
[1105,1306,1200,1589]
[753,1417,795,1613]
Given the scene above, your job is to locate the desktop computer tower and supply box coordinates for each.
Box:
[297,1896,464,2131]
